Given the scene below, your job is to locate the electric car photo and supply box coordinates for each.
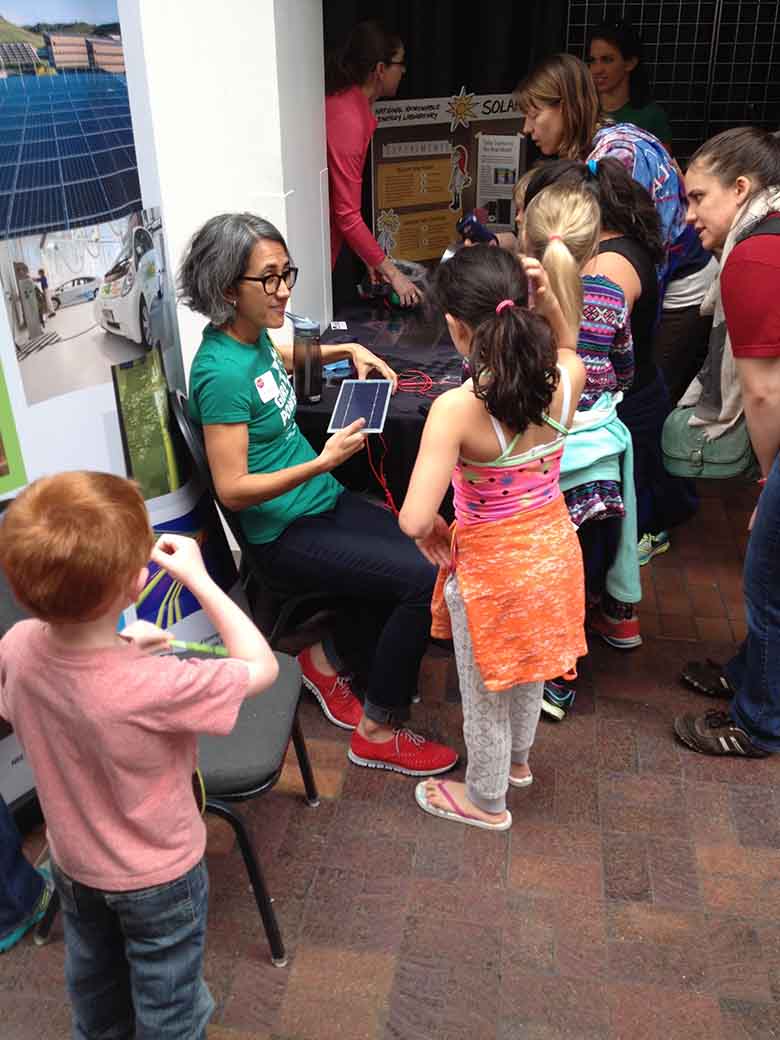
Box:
[95,225,159,348]
[50,275,101,310]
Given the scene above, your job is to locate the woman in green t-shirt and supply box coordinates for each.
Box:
[586,18,672,152]
[180,213,457,779]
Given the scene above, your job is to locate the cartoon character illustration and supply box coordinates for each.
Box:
[376,209,401,258]
[448,146,472,212]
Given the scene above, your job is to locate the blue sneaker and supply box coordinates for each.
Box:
[0,881,52,954]
[638,531,670,566]
[541,680,576,722]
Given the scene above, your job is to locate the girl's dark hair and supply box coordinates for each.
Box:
[587,17,651,108]
[432,245,558,433]
[523,157,664,265]
[690,127,780,193]
[325,20,402,95]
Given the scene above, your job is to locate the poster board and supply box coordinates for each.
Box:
[0,6,242,805]
[371,89,527,263]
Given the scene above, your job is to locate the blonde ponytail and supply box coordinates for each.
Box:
[523,184,600,336]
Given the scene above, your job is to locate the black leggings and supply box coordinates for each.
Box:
[248,491,436,724]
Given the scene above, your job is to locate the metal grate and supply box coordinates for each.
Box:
[567,0,780,159]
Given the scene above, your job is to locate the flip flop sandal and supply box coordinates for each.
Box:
[508,771,533,788]
[680,659,734,699]
[414,780,512,831]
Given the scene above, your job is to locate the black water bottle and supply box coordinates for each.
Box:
[292,316,322,404]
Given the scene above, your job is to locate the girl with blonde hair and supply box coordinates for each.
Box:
[522,180,601,338]
[516,53,716,401]
[519,175,643,710]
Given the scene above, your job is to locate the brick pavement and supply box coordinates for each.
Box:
[3,480,778,1040]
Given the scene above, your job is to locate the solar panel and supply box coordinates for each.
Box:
[65,178,109,221]
[11,187,66,234]
[327,380,392,434]
[101,171,131,209]
[0,72,141,238]
[92,150,119,175]
[61,153,98,181]
[55,121,84,139]
[21,140,59,163]
[58,135,89,157]
[17,159,60,190]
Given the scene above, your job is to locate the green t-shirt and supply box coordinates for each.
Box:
[189,325,342,544]
[609,101,672,146]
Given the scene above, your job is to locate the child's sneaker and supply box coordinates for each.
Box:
[587,606,643,649]
[297,646,363,730]
[0,882,51,954]
[637,531,670,566]
[541,679,576,721]
[348,727,458,776]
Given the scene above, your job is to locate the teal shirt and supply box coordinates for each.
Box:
[189,325,342,544]
[608,101,671,146]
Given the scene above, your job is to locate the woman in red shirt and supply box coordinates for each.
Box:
[674,127,780,758]
[325,21,420,307]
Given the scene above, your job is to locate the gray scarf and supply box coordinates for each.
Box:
[679,185,780,440]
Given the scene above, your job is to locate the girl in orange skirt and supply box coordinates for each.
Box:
[400,244,587,830]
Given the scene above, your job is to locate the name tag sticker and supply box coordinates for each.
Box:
[255,371,278,404]
[330,321,348,330]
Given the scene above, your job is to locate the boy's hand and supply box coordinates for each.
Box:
[120,620,173,653]
[151,534,208,588]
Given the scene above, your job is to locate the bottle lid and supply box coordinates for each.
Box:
[290,313,320,333]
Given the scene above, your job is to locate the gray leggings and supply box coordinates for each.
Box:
[445,574,544,814]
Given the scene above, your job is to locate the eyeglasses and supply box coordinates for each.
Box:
[239,267,298,295]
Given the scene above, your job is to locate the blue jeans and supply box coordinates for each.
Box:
[52,859,213,1040]
[728,455,780,752]
[0,794,44,939]
[249,491,436,724]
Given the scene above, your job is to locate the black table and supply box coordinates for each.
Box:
[295,302,462,512]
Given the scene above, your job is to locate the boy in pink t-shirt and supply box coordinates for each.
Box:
[0,471,279,1039]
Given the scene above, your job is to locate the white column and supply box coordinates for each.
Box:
[118,0,331,377]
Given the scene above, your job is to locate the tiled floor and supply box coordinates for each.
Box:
[4,480,780,1040]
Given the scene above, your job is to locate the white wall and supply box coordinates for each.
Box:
[119,0,330,377]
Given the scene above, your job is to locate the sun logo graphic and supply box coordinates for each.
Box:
[447,86,477,132]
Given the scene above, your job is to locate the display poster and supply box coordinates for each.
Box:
[372,89,527,262]
[0,5,240,803]
[476,133,523,230]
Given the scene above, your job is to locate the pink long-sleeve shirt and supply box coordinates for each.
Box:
[326,85,385,270]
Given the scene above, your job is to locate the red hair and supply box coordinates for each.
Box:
[0,472,154,623]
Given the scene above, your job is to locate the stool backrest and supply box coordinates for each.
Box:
[168,389,248,551]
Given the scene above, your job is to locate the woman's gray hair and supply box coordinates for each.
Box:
[177,213,290,326]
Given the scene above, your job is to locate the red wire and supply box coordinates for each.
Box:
[365,434,399,515]
[365,369,457,513]
[396,369,434,396]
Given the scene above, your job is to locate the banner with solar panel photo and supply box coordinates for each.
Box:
[0,3,242,654]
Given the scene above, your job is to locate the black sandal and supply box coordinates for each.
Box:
[680,659,734,699]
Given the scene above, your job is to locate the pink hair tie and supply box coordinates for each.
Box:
[495,299,515,314]
[548,234,563,243]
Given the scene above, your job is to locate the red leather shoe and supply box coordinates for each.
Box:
[348,727,458,776]
[297,646,363,730]
[587,606,642,649]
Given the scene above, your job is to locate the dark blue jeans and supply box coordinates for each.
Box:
[0,794,44,939]
[52,859,212,1040]
[249,491,436,724]
[728,456,780,752]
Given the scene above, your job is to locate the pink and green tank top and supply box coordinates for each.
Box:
[452,364,571,526]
